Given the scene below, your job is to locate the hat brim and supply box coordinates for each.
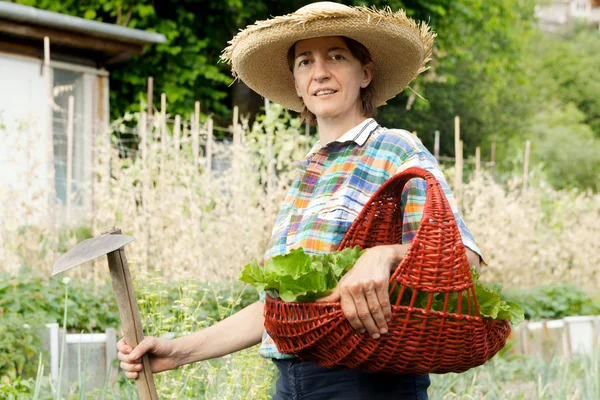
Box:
[223,6,435,112]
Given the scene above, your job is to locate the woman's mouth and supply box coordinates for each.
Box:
[314,89,338,97]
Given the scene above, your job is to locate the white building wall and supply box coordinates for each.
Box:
[0,52,51,225]
[0,52,105,226]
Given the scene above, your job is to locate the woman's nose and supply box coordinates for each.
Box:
[312,58,330,82]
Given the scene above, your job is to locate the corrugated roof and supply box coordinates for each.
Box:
[0,2,166,45]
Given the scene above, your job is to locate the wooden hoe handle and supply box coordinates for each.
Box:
[106,229,158,400]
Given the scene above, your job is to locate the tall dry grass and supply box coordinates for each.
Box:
[1,103,599,291]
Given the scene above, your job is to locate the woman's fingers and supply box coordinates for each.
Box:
[351,282,384,338]
[117,337,161,379]
[116,338,131,354]
[340,279,391,338]
[117,338,141,377]
[374,279,392,324]
[347,284,380,338]
[364,280,389,334]
[339,287,364,333]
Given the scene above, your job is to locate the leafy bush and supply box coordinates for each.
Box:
[0,377,36,399]
[503,284,600,321]
[0,312,45,379]
[0,274,120,333]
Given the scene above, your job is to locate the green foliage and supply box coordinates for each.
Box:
[503,284,600,321]
[529,103,600,191]
[0,274,120,333]
[535,27,600,137]
[0,377,36,399]
[378,0,540,157]
[14,0,238,119]
[0,312,45,379]
[239,246,365,302]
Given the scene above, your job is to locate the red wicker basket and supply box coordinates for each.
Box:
[264,167,511,374]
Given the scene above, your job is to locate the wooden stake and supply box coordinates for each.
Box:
[490,141,496,181]
[174,115,181,163]
[454,116,462,205]
[147,77,153,118]
[524,140,531,189]
[264,98,270,119]
[233,105,239,145]
[192,117,199,168]
[44,36,56,256]
[44,36,50,65]
[206,117,213,174]
[66,95,74,225]
[160,93,167,149]
[434,130,440,160]
[475,146,481,180]
[140,112,150,272]
[159,93,167,192]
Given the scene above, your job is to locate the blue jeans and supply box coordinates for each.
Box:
[272,359,430,400]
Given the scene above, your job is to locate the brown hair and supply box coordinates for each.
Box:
[287,37,376,125]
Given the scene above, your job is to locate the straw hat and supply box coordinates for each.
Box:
[221,2,436,112]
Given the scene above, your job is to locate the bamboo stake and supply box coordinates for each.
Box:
[267,128,274,198]
[264,98,270,118]
[206,117,213,174]
[44,36,57,258]
[233,105,239,145]
[174,115,181,163]
[192,117,199,168]
[524,140,531,189]
[454,116,462,205]
[160,93,167,152]
[66,95,74,226]
[147,77,153,118]
[140,112,150,272]
[195,101,201,164]
[159,93,167,200]
[434,130,440,160]
[475,146,481,180]
[490,141,497,181]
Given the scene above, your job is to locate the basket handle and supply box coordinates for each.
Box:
[338,167,475,295]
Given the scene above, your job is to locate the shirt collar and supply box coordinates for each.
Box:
[306,118,378,156]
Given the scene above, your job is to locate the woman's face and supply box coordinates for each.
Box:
[292,36,373,121]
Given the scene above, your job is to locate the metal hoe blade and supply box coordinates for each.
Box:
[52,234,135,275]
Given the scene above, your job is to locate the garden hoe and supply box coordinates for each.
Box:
[52,227,158,400]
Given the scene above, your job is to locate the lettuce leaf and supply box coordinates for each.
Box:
[239,246,366,302]
[240,249,524,325]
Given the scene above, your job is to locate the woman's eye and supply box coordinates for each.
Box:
[298,59,310,67]
[331,54,345,61]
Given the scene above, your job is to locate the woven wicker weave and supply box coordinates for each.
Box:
[264,167,511,374]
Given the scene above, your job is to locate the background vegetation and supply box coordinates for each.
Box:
[11,0,600,191]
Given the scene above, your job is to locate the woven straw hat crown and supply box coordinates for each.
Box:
[221,2,436,112]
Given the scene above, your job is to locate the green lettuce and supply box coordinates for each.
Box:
[239,249,524,325]
[239,246,365,302]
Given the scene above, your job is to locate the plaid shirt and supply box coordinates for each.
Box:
[259,118,482,359]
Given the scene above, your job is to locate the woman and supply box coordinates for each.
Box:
[118,3,484,399]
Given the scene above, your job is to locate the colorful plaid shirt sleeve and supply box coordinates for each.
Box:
[257,125,482,359]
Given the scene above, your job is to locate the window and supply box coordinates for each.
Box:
[53,69,88,207]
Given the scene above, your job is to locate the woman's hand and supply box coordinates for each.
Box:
[316,244,409,339]
[117,336,180,379]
